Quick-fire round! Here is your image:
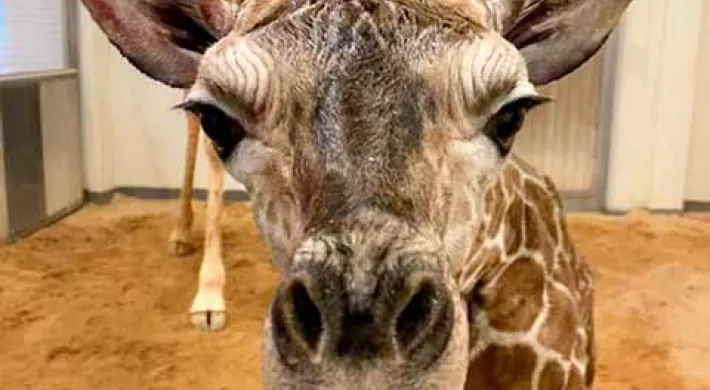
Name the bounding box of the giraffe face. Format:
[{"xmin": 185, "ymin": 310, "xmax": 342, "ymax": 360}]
[
  {"xmin": 181, "ymin": 2, "xmax": 541, "ymax": 388},
  {"xmin": 185, "ymin": 0, "xmax": 544, "ymax": 267},
  {"xmin": 79, "ymin": 0, "xmax": 633, "ymax": 387}
]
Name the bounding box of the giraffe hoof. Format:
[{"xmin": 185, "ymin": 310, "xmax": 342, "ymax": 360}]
[
  {"xmin": 190, "ymin": 290, "xmax": 226, "ymax": 331},
  {"xmin": 190, "ymin": 310, "xmax": 226, "ymax": 332},
  {"xmin": 169, "ymin": 240, "xmax": 196, "ymax": 256},
  {"xmin": 168, "ymin": 230, "xmax": 195, "ymax": 256}
]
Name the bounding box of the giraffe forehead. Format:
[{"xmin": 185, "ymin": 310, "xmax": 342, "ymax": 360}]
[{"xmin": 196, "ymin": 0, "xmax": 528, "ymax": 109}]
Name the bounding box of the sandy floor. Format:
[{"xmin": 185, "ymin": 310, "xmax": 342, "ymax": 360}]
[{"xmin": 1, "ymin": 196, "xmax": 709, "ymax": 390}]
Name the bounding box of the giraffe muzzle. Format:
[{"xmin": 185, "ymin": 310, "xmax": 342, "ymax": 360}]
[{"xmin": 268, "ymin": 260, "xmax": 455, "ymax": 370}]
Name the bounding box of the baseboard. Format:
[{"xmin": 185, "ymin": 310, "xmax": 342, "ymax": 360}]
[
  {"xmin": 684, "ymin": 201, "xmax": 710, "ymax": 212},
  {"xmin": 3, "ymin": 199, "xmax": 84, "ymax": 244},
  {"xmin": 600, "ymin": 205, "xmax": 710, "ymax": 216},
  {"xmin": 85, "ymin": 187, "xmax": 250, "ymax": 205},
  {"xmin": 83, "ymin": 188, "xmax": 710, "ymax": 216},
  {"xmin": 93, "ymin": 188, "xmax": 603, "ymax": 211},
  {"xmin": 561, "ymin": 196, "xmax": 601, "ymax": 212},
  {"xmin": 602, "ymin": 208, "xmax": 683, "ymax": 216}
]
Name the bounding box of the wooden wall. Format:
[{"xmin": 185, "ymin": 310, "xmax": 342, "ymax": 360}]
[{"xmin": 514, "ymin": 50, "xmax": 605, "ymax": 198}]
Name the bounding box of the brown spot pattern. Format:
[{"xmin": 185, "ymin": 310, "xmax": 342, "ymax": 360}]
[
  {"xmin": 524, "ymin": 179, "xmax": 558, "ymax": 244},
  {"xmin": 504, "ymin": 197, "xmax": 524, "ymax": 256},
  {"xmin": 539, "ymin": 361, "xmax": 566, "ymax": 390},
  {"xmin": 506, "ymin": 162, "xmax": 523, "ymax": 187},
  {"xmin": 538, "ymin": 227, "xmax": 556, "ymax": 269},
  {"xmin": 485, "ymin": 181, "xmax": 506, "ymax": 237},
  {"xmin": 468, "ymin": 227, "xmax": 487, "ymax": 257},
  {"xmin": 475, "ymin": 247, "xmax": 503, "ymax": 280},
  {"xmin": 466, "ymin": 345, "xmax": 537, "ymax": 390},
  {"xmin": 483, "ymin": 257, "xmax": 544, "ymax": 332},
  {"xmin": 558, "ymin": 215, "xmax": 576, "ymax": 256},
  {"xmin": 500, "ymin": 168, "xmax": 517, "ymax": 200},
  {"xmin": 467, "ymin": 159, "xmax": 595, "ymax": 390},
  {"xmin": 538, "ymin": 284, "xmax": 577, "ymax": 356},
  {"xmin": 567, "ymin": 368, "xmax": 584, "ymax": 389},
  {"xmin": 523, "ymin": 202, "xmax": 541, "ymax": 249},
  {"xmin": 553, "ymin": 254, "xmax": 576, "ymax": 290},
  {"xmin": 464, "ymin": 246, "xmax": 503, "ymax": 294},
  {"xmin": 484, "ymin": 184, "xmax": 495, "ymax": 216},
  {"xmin": 543, "ymin": 176, "xmax": 563, "ymax": 205},
  {"xmin": 573, "ymin": 332, "xmax": 587, "ymax": 361}
]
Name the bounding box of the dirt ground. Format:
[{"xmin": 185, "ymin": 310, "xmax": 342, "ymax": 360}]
[{"xmin": 1, "ymin": 196, "xmax": 709, "ymax": 390}]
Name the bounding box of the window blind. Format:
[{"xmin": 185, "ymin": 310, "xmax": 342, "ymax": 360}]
[{"xmin": 0, "ymin": 0, "xmax": 68, "ymax": 76}]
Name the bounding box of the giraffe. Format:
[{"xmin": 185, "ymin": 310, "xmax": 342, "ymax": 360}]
[
  {"xmin": 79, "ymin": 0, "xmax": 632, "ymax": 388},
  {"xmin": 167, "ymin": 90, "xmax": 228, "ymax": 331},
  {"xmin": 167, "ymin": 99, "xmax": 203, "ymax": 258},
  {"xmin": 459, "ymin": 156, "xmax": 595, "ymax": 389},
  {"xmin": 164, "ymin": 0, "xmax": 251, "ymax": 333},
  {"xmin": 168, "ymin": 106, "xmax": 597, "ymax": 386}
]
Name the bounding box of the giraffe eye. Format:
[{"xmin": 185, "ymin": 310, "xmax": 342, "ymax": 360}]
[
  {"xmin": 494, "ymin": 104, "xmax": 527, "ymax": 143},
  {"xmin": 484, "ymin": 96, "xmax": 549, "ymax": 156},
  {"xmin": 181, "ymin": 102, "xmax": 246, "ymax": 161}
]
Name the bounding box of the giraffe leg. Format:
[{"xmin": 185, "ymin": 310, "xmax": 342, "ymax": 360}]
[
  {"xmin": 168, "ymin": 92, "xmax": 200, "ymax": 256},
  {"xmin": 189, "ymin": 139, "xmax": 227, "ymax": 331}
]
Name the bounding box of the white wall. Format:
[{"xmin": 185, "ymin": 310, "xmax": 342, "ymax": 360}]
[
  {"xmin": 605, "ymin": 0, "xmax": 706, "ymax": 211},
  {"xmin": 78, "ymin": 6, "xmax": 243, "ymax": 193},
  {"xmin": 684, "ymin": 2, "xmax": 710, "ymax": 203}
]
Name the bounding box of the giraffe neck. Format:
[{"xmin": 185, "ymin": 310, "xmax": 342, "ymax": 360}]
[
  {"xmin": 457, "ymin": 156, "xmax": 596, "ymax": 389},
  {"xmin": 459, "ymin": 156, "xmax": 570, "ymax": 290}
]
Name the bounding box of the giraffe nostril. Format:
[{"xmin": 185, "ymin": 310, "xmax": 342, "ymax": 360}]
[
  {"xmin": 289, "ymin": 280, "xmax": 324, "ymax": 351},
  {"xmin": 394, "ymin": 279, "xmax": 454, "ymax": 365},
  {"xmin": 395, "ymin": 280, "xmax": 437, "ymax": 351},
  {"xmin": 271, "ymin": 278, "xmax": 325, "ymax": 365}
]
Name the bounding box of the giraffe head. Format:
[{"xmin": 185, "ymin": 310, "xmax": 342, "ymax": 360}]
[{"xmin": 81, "ymin": 0, "xmax": 632, "ymax": 388}]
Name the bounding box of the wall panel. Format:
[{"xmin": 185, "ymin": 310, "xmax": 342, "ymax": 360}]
[
  {"xmin": 40, "ymin": 76, "xmax": 83, "ymax": 216},
  {"xmin": 606, "ymin": 0, "xmax": 705, "ymax": 211},
  {"xmin": 685, "ymin": 1, "xmax": 710, "ymax": 203},
  {"xmin": 0, "ymin": 81, "xmax": 46, "ymax": 234},
  {"xmin": 0, "ymin": 114, "xmax": 7, "ymax": 239},
  {"xmin": 514, "ymin": 50, "xmax": 604, "ymax": 195},
  {"xmin": 0, "ymin": 74, "xmax": 83, "ymax": 242}
]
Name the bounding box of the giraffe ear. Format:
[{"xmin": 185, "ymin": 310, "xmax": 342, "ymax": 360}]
[
  {"xmin": 79, "ymin": 0, "xmax": 239, "ymax": 88},
  {"xmin": 484, "ymin": 0, "xmax": 634, "ymax": 85}
]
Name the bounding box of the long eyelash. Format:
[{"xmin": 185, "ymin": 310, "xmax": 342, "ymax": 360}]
[
  {"xmin": 508, "ymin": 95, "xmax": 553, "ymax": 112},
  {"xmin": 172, "ymin": 100, "xmax": 202, "ymax": 114}
]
